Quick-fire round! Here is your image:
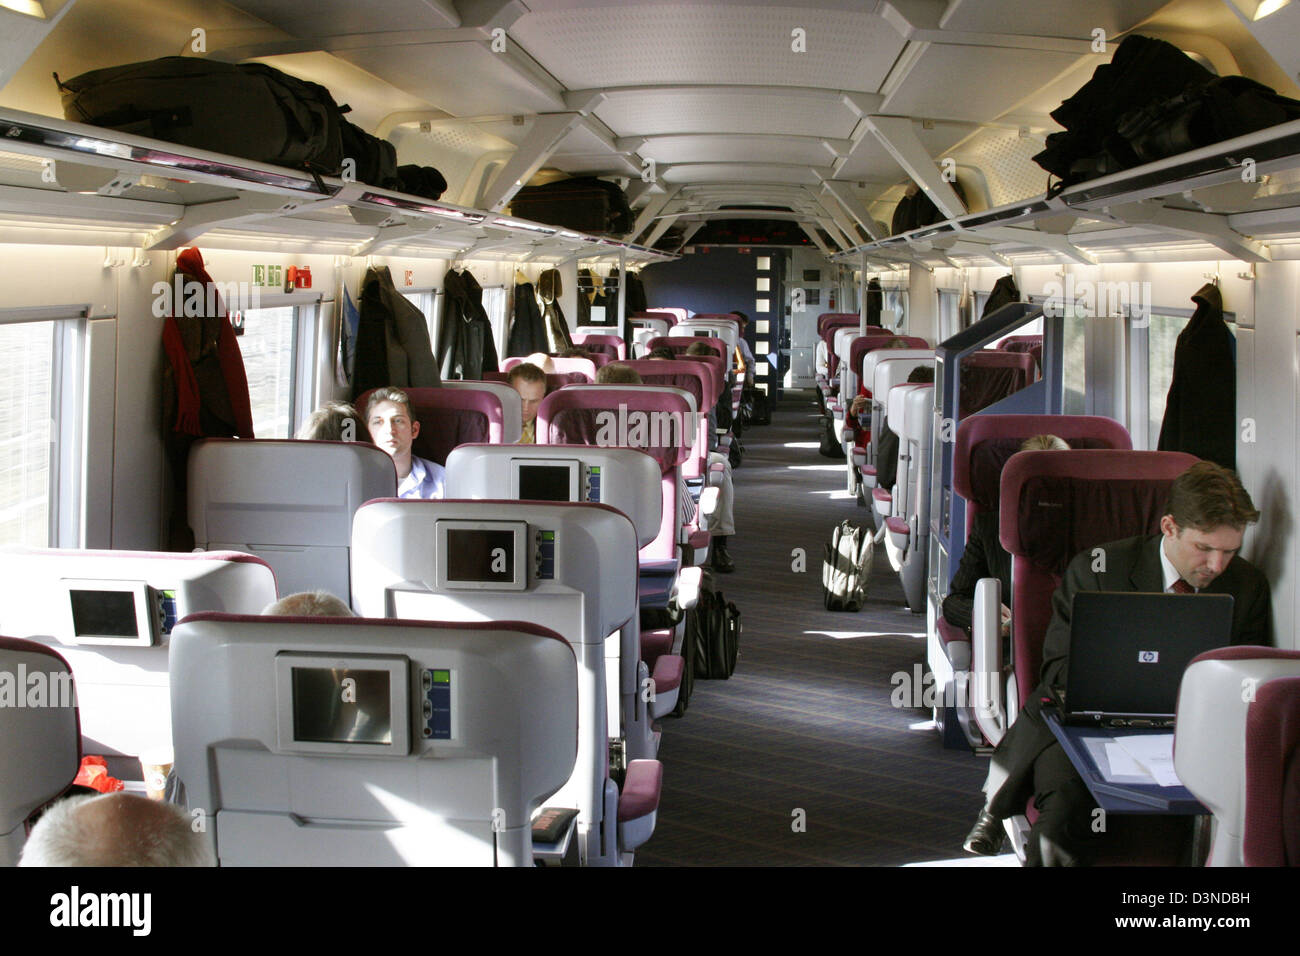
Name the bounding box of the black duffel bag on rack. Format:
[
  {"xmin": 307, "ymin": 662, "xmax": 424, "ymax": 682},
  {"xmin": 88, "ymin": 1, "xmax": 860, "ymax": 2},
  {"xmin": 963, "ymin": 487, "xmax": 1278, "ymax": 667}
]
[
  {"xmin": 56, "ymin": 56, "xmax": 345, "ymax": 178},
  {"xmin": 510, "ymin": 176, "xmax": 634, "ymax": 235}
]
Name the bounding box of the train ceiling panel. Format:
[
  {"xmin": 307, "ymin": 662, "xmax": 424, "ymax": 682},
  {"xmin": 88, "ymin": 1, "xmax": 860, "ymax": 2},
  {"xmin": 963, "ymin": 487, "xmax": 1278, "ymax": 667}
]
[
  {"xmin": 880, "ymin": 45, "xmax": 1085, "ymax": 123},
  {"xmin": 937, "ymin": 0, "xmax": 1170, "ymax": 37},
  {"xmin": 507, "ymin": 3, "xmax": 903, "ymax": 91},
  {"xmin": 642, "ymin": 134, "xmax": 844, "ymax": 168},
  {"xmin": 593, "ymin": 89, "xmax": 859, "ymax": 139},
  {"xmin": 226, "ymin": 0, "xmax": 461, "ymax": 34},
  {"xmin": 336, "ymin": 44, "xmax": 563, "ymax": 117},
  {"xmin": 835, "ymin": 123, "xmax": 966, "ymax": 184}
]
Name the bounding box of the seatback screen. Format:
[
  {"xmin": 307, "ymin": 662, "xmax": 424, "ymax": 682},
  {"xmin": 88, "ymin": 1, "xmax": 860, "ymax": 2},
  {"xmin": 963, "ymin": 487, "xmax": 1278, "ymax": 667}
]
[
  {"xmin": 518, "ymin": 464, "xmax": 576, "ymax": 502},
  {"xmin": 291, "ymin": 667, "xmax": 393, "ymax": 745},
  {"xmin": 70, "ymin": 589, "xmax": 138, "ymax": 638},
  {"xmin": 446, "ymin": 529, "xmax": 518, "ymax": 584}
]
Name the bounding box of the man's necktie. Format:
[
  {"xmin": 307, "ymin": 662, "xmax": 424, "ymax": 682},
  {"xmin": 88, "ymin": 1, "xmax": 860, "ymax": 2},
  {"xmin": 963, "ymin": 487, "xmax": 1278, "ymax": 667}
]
[{"xmin": 1171, "ymin": 579, "xmax": 1194, "ymax": 594}]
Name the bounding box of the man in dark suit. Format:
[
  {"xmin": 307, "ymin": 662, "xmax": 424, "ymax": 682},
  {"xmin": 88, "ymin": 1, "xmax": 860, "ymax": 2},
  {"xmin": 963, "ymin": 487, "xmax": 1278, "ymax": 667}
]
[{"xmin": 963, "ymin": 461, "xmax": 1271, "ymax": 865}]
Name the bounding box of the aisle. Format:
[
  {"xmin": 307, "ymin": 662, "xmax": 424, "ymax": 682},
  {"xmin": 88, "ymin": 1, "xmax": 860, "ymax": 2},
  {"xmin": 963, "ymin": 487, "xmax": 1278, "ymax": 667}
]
[{"xmin": 639, "ymin": 389, "xmax": 989, "ymax": 866}]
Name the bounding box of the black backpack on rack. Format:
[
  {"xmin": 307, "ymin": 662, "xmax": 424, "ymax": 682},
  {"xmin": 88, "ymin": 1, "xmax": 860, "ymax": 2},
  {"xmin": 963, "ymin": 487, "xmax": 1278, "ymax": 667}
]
[
  {"xmin": 1031, "ymin": 35, "xmax": 1214, "ymax": 194},
  {"xmin": 56, "ymin": 57, "xmax": 346, "ymax": 179}
]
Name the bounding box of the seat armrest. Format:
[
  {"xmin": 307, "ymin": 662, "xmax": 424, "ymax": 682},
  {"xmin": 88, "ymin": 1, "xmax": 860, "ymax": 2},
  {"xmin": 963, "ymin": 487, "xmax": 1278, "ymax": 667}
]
[
  {"xmin": 971, "ymin": 577, "xmax": 1006, "ymax": 746},
  {"xmin": 698, "ymin": 485, "xmax": 720, "ymax": 519},
  {"xmin": 672, "ymin": 566, "xmax": 703, "ymax": 611},
  {"xmin": 617, "ymin": 759, "xmax": 663, "ymax": 852}
]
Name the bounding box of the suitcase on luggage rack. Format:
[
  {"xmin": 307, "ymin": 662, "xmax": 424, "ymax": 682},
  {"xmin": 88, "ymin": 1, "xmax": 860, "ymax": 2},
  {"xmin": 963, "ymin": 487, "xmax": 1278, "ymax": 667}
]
[{"xmin": 510, "ymin": 177, "xmax": 634, "ymax": 235}]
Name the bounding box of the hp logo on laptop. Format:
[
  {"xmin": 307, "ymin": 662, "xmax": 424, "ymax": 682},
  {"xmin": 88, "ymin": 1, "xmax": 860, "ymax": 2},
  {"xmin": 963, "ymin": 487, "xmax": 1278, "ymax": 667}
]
[{"xmin": 1139, "ymin": 650, "xmax": 1159, "ymax": 663}]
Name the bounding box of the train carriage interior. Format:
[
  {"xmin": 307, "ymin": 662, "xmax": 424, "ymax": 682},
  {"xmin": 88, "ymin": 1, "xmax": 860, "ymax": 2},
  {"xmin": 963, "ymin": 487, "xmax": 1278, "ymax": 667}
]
[{"xmin": 2, "ymin": 0, "xmax": 1300, "ymax": 891}]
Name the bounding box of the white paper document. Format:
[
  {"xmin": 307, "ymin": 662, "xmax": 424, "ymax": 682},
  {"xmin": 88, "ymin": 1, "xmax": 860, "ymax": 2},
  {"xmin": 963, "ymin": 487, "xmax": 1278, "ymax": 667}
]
[{"xmin": 1114, "ymin": 734, "xmax": 1183, "ymax": 787}]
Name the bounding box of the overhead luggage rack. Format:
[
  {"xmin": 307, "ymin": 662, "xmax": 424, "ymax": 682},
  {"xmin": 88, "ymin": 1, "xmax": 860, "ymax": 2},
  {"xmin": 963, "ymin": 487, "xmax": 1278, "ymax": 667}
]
[
  {"xmin": 834, "ymin": 117, "xmax": 1300, "ymax": 267},
  {"xmin": 0, "ymin": 107, "xmax": 676, "ymax": 263}
]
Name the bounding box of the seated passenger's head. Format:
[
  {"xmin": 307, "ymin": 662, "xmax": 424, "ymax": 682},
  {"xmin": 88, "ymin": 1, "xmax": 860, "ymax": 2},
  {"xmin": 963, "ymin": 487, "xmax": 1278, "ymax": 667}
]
[
  {"xmin": 525, "ymin": 352, "xmax": 556, "ymax": 373},
  {"xmin": 507, "ymin": 362, "xmax": 547, "ymax": 426},
  {"xmin": 1020, "ymin": 434, "xmax": 1069, "ymax": 452},
  {"xmin": 648, "ymin": 346, "xmax": 676, "ymax": 360},
  {"xmin": 297, "ymin": 400, "xmax": 360, "ymax": 442},
  {"xmin": 886, "ymin": 337, "xmax": 912, "ymax": 349},
  {"xmin": 559, "ymin": 347, "xmax": 592, "ymax": 360},
  {"xmin": 730, "ymin": 310, "xmax": 748, "ymax": 328},
  {"xmin": 263, "ymin": 591, "xmax": 354, "ymax": 617},
  {"xmin": 1160, "ymin": 462, "xmax": 1260, "ymax": 589},
  {"xmin": 20, "ymin": 793, "xmax": 214, "ymax": 867},
  {"xmin": 365, "ymin": 387, "xmax": 419, "ymax": 466},
  {"xmin": 906, "ymin": 365, "xmax": 934, "ymax": 384},
  {"xmin": 596, "ymin": 363, "xmax": 642, "ymax": 385},
  {"xmin": 685, "ymin": 342, "xmax": 714, "ymax": 357}
]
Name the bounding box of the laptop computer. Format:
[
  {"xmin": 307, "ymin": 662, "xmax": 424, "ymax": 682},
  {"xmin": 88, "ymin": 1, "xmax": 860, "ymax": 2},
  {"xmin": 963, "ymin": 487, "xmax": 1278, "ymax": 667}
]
[{"xmin": 1063, "ymin": 591, "xmax": 1234, "ymax": 728}]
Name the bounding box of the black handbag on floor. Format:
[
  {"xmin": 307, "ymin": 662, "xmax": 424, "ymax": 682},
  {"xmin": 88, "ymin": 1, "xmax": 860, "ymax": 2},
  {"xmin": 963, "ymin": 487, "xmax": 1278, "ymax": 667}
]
[
  {"xmin": 686, "ymin": 580, "xmax": 740, "ymax": 680},
  {"xmin": 819, "ymin": 415, "xmax": 845, "ymax": 459}
]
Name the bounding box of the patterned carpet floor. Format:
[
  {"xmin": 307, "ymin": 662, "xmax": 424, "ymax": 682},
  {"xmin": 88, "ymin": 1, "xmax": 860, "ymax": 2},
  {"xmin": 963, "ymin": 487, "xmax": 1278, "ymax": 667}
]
[{"xmin": 638, "ymin": 389, "xmax": 991, "ymax": 866}]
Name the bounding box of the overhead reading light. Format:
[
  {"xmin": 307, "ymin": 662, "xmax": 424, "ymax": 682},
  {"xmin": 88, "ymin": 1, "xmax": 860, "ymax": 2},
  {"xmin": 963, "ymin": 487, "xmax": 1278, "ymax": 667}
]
[
  {"xmin": 1230, "ymin": 0, "xmax": 1292, "ymax": 18},
  {"xmin": 0, "ymin": 0, "xmax": 46, "ymax": 18}
]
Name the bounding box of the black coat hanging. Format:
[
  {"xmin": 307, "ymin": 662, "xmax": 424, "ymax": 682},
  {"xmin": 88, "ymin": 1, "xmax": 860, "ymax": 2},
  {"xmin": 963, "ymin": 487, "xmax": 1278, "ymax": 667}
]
[
  {"xmin": 437, "ymin": 267, "xmax": 498, "ymax": 380},
  {"xmin": 507, "ymin": 281, "xmax": 547, "ymax": 357},
  {"xmin": 352, "ymin": 264, "xmax": 440, "ymax": 400},
  {"xmin": 1158, "ymin": 282, "xmax": 1235, "ymax": 470}
]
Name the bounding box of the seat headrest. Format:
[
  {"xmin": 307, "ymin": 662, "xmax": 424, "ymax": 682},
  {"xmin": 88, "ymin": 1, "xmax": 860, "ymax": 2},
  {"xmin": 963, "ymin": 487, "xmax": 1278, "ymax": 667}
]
[
  {"xmin": 959, "ymin": 351, "xmax": 1036, "ymax": 417},
  {"xmin": 356, "ymin": 386, "xmax": 501, "ymax": 467},
  {"xmin": 954, "ymin": 415, "xmax": 1132, "ymax": 509},
  {"xmin": 538, "ymin": 386, "xmax": 693, "ymax": 471},
  {"xmin": 999, "ymin": 450, "xmax": 1198, "ymax": 573}
]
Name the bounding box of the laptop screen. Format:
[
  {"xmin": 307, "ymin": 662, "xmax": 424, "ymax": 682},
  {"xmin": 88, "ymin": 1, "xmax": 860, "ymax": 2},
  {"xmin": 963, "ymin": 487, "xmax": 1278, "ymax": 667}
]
[{"xmin": 1065, "ymin": 591, "xmax": 1234, "ymax": 724}]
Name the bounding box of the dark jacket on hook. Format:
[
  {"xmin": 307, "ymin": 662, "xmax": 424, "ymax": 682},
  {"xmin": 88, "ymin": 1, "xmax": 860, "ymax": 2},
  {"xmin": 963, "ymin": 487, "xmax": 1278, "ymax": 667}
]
[
  {"xmin": 350, "ymin": 265, "xmax": 440, "ymax": 401},
  {"xmin": 982, "ymin": 274, "xmax": 1021, "ymax": 318},
  {"xmin": 507, "ymin": 282, "xmax": 547, "ymax": 357},
  {"xmin": 437, "ymin": 268, "xmax": 499, "ymax": 381},
  {"xmin": 1157, "ymin": 282, "xmax": 1236, "ymax": 470}
]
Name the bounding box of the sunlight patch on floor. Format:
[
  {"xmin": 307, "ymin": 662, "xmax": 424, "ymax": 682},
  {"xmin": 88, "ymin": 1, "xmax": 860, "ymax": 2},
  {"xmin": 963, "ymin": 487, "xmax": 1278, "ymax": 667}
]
[
  {"xmin": 804, "ymin": 630, "xmax": 926, "ymax": 640},
  {"xmin": 783, "ymin": 441, "xmax": 821, "ymax": 449}
]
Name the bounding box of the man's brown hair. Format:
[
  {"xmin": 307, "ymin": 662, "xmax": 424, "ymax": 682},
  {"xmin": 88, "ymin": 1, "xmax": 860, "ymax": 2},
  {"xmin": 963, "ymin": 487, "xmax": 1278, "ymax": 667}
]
[
  {"xmin": 596, "ymin": 363, "xmax": 643, "ymax": 385},
  {"xmin": 1166, "ymin": 461, "xmax": 1260, "ymax": 531},
  {"xmin": 507, "ymin": 362, "xmax": 546, "ymax": 386}
]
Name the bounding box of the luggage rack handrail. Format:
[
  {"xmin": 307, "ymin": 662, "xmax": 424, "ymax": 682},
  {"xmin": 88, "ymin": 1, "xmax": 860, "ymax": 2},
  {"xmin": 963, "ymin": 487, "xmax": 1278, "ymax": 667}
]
[
  {"xmin": 0, "ymin": 106, "xmax": 677, "ymax": 263},
  {"xmin": 831, "ymin": 116, "xmax": 1300, "ymax": 267}
]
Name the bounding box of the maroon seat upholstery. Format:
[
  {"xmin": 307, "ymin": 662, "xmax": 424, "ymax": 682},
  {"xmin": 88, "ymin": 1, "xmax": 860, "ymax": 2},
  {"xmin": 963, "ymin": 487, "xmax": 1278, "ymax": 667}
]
[
  {"xmin": 816, "ymin": 312, "xmax": 862, "ymax": 338},
  {"xmin": 538, "ymin": 385, "xmax": 695, "ymax": 567},
  {"xmin": 1245, "ymin": 674, "xmax": 1300, "ymax": 866},
  {"xmin": 645, "ymin": 335, "xmax": 727, "ymax": 361},
  {"xmin": 999, "ymin": 449, "xmax": 1198, "ymax": 707},
  {"xmin": 997, "ymin": 334, "xmax": 1043, "ymax": 376},
  {"xmin": 959, "ymin": 351, "xmax": 1036, "ymax": 417},
  {"xmin": 572, "ymin": 333, "xmax": 625, "ymax": 361}
]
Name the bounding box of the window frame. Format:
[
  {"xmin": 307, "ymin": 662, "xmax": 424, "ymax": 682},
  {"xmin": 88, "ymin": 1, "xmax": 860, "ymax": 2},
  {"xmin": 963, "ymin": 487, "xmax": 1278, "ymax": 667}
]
[{"xmin": 0, "ymin": 304, "xmax": 89, "ymax": 549}]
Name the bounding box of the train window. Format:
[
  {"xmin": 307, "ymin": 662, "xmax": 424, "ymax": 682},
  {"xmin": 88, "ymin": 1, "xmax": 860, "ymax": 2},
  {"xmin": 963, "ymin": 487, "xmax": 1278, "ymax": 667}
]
[
  {"xmin": 482, "ymin": 286, "xmax": 507, "ymax": 358},
  {"xmin": 0, "ymin": 313, "xmax": 82, "ymax": 549},
  {"xmin": 937, "ymin": 290, "xmax": 959, "ymax": 340},
  {"xmin": 402, "ymin": 290, "xmax": 437, "ymax": 344},
  {"xmin": 1140, "ymin": 310, "xmax": 1232, "ymax": 450},
  {"xmin": 1063, "ymin": 307, "xmax": 1087, "ymax": 415},
  {"xmin": 239, "ymin": 305, "xmax": 312, "ymax": 439}
]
